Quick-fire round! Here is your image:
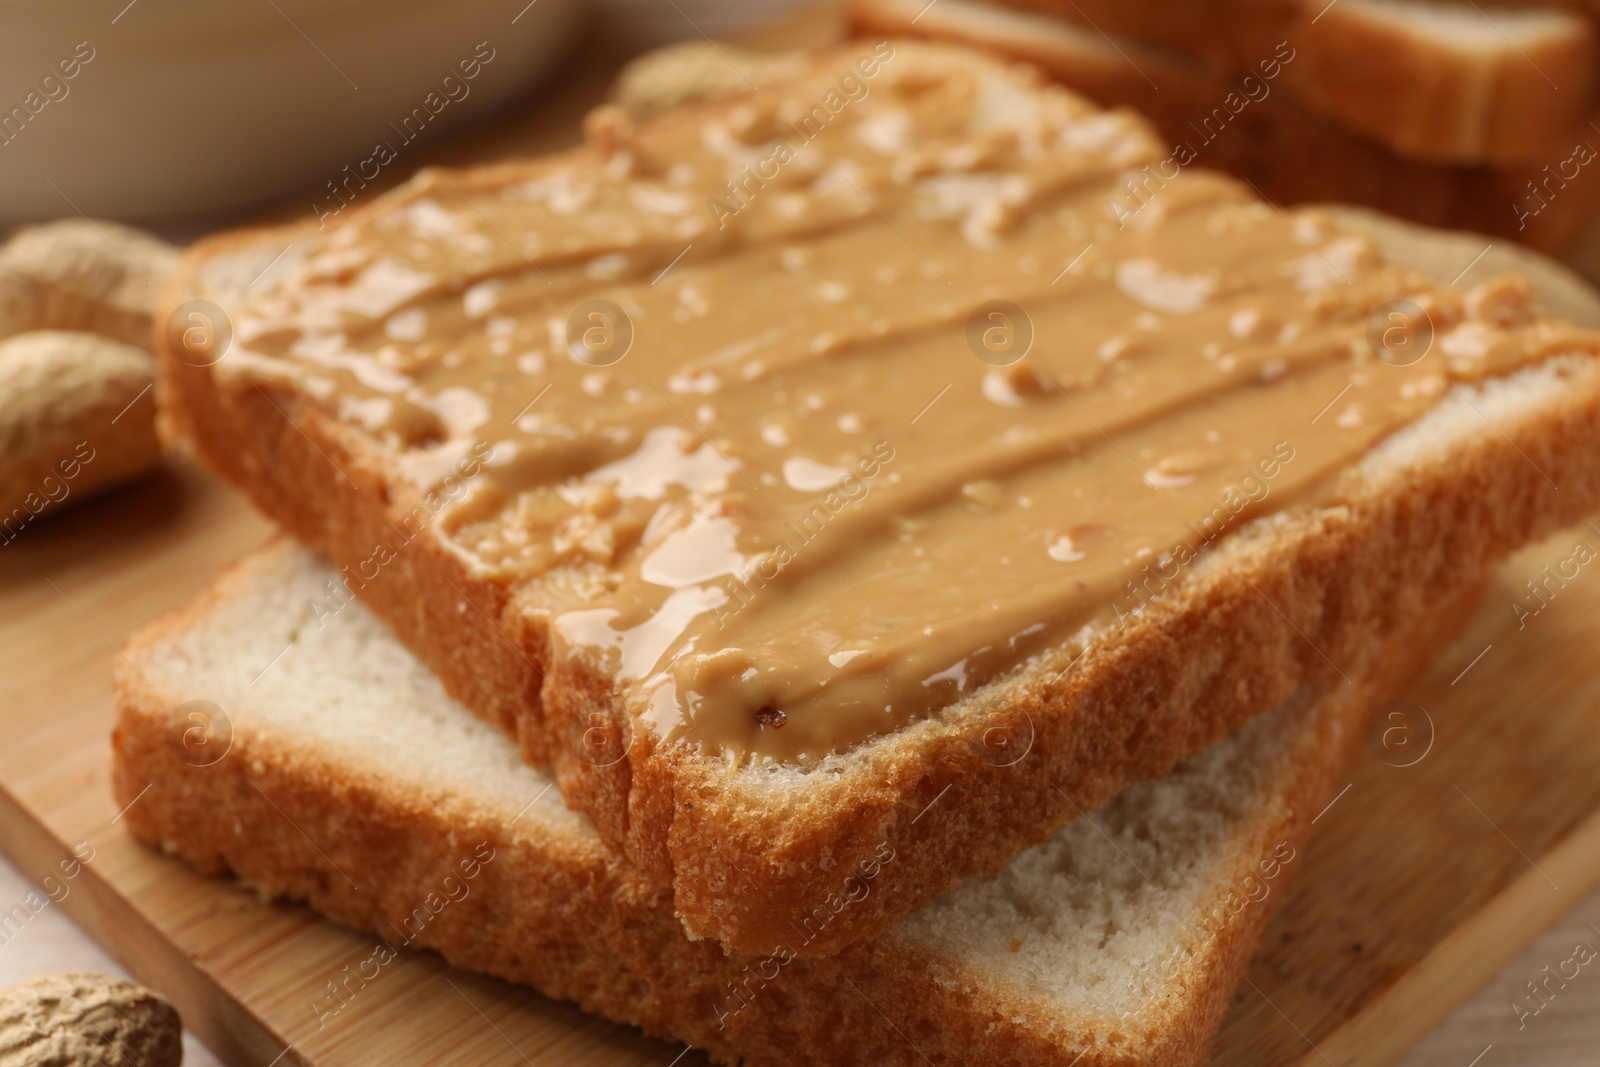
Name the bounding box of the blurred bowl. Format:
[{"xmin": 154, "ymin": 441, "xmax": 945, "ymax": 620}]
[
  {"xmin": 0, "ymin": 0, "xmax": 581, "ymax": 226},
  {"xmin": 594, "ymin": 0, "xmax": 814, "ymax": 48}
]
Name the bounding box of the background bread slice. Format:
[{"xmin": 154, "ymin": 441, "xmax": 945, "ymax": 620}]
[
  {"xmin": 156, "ymin": 42, "xmax": 1600, "ymax": 960},
  {"xmin": 1305, "ymin": 0, "xmax": 1594, "ymax": 164},
  {"xmin": 111, "ymin": 543, "xmax": 1478, "ymax": 1067},
  {"xmin": 851, "ymin": 0, "xmax": 1600, "ymax": 253},
  {"xmin": 986, "ymin": 0, "xmax": 1596, "ymax": 165}
]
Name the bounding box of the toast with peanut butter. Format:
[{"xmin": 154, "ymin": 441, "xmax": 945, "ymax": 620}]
[
  {"xmin": 112, "ymin": 542, "xmax": 1479, "ymax": 1067},
  {"xmin": 156, "ymin": 40, "xmax": 1600, "ymax": 959}
]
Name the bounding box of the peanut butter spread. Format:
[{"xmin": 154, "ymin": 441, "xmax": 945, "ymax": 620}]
[{"xmin": 217, "ymin": 43, "xmax": 1597, "ymax": 762}]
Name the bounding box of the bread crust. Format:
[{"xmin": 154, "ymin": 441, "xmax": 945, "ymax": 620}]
[
  {"xmin": 154, "ymin": 43, "xmax": 1600, "ymax": 959},
  {"xmin": 109, "ymin": 547, "xmax": 1477, "ymax": 1066}
]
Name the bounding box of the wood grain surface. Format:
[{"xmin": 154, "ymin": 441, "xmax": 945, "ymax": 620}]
[{"xmin": 3, "ymin": 6, "xmax": 1600, "ymax": 1066}]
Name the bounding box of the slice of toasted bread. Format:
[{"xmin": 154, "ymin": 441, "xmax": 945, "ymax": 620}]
[
  {"xmin": 156, "ymin": 40, "xmax": 1600, "ymax": 960},
  {"xmin": 980, "ymin": 0, "xmax": 1597, "ymax": 165},
  {"xmin": 850, "ymin": 0, "xmax": 1600, "ymax": 253},
  {"xmin": 1306, "ymin": 0, "xmax": 1595, "ymax": 163},
  {"xmin": 111, "ymin": 542, "xmax": 1478, "ymax": 1067}
]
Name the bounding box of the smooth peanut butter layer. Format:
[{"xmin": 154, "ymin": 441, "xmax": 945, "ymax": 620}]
[{"xmin": 213, "ymin": 42, "xmax": 1599, "ymax": 762}]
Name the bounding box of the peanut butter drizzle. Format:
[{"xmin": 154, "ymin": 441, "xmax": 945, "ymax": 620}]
[{"xmin": 221, "ymin": 43, "xmax": 1600, "ymax": 762}]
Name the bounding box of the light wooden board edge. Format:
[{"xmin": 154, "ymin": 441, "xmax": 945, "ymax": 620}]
[{"xmin": 1305, "ymin": 804, "xmax": 1600, "ymax": 1067}]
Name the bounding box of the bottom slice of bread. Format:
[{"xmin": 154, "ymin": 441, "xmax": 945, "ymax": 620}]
[{"xmin": 111, "ymin": 543, "xmax": 1476, "ymax": 1067}]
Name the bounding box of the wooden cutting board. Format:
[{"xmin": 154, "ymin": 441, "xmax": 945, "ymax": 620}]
[
  {"xmin": 4, "ymin": 8, "xmax": 1600, "ymax": 1067},
  {"xmin": 4, "ymin": 463, "xmax": 1600, "ymax": 1067}
]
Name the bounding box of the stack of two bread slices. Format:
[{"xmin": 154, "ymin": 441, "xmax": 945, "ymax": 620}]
[{"xmin": 120, "ymin": 41, "xmax": 1600, "ymax": 1065}]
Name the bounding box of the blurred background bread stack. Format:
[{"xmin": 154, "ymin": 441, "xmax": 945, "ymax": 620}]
[{"xmin": 852, "ymin": 0, "xmax": 1600, "ymax": 252}]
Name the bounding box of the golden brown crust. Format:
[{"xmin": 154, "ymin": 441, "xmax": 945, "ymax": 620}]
[
  {"xmin": 109, "ymin": 556, "xmax": 1476, "ymax": 1066},
  {"xmin": 159, "ymin": 327, "xmax": 552, "ymax": 760},
  {"xmin": 154, "ymin": 43, "xmax": 1600, "ymax": 960},
  {"xmin": 850, "ymin": 0, "xmax": 1600, "ymax": 253}
]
